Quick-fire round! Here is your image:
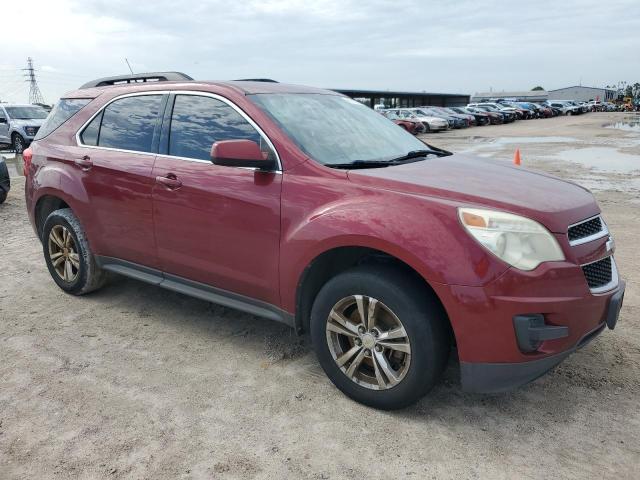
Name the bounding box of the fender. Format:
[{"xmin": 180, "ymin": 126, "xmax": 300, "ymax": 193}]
[{"xmin": 279, "ymin": 177, "xmax": 509, "ymax": 313}]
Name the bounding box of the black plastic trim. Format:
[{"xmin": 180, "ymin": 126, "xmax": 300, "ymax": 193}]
[
  {"xmin": 95, "ymin": 256, "xmax": 294, "ymax": 327},
  {"xmin": 513, "ymin": 314, "xmax": 569, "ymax": 353},
  {"xmin": 461, "ymin": 321, "xmax": 608, "ymax": 393},
  {"xmin": 80, "ymin": 72, "xmax": 193, "ymax": 89}
]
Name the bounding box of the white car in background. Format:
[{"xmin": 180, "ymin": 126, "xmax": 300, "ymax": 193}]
[{"xmin": 387, "ymin": 108, "xmax": 449, "ymax": 132}]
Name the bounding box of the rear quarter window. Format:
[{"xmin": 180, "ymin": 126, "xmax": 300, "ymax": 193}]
[{"xmin": 34, "ymin": 98, "xmax": 92, "ymax": 140}]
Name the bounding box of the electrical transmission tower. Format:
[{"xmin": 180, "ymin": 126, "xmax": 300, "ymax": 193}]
[{"xmin": 23, "ymin": 57, "xmax": 45, "ymax": 105}]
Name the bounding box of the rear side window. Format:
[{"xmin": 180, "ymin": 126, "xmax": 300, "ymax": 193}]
[
  {"xmin": 168, "ymin": 95, "xmax": 262, "ymax": 161},
  {"xmin": 82, "ymin": 95, "xmax": 163, "ymax": 153},
  {"xmin": 34, "ymin": 99, "xmax": 91, "ymax": 140}
]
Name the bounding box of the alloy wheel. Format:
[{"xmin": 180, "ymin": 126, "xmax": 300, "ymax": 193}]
[
  {"xmin": 326, "ymin": 295, "xmax": 411, "ymax": 390},
  {"xmin": 13, "ymin": 135, "xmax": 24, "ymax": 154},
  {"xmin": 48, "ymin": 225, "xmax": 80, "ymax": 282}
]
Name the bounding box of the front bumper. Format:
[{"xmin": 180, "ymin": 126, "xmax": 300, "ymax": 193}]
[
  {"xmin": 461, "ymin": 280, "xmax": 624, "ymax": 393},
  {"xmin": 431, "ymin": 249, "xmax": 625, "ymax": 393}
]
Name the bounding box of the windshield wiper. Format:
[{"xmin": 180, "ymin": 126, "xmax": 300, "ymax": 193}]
[
  {"xmin": 328, "ymin": 148, "xmax": 452, "ymax": 170},
  {"xmin": 328, "ymin": 160, "xmax": 401, "ymax": 169},
  {"xmin": 387, "ymin": 149, "xmax": 448, "ymax": 163}
]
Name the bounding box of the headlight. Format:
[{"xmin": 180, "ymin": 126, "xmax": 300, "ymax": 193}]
[
  {"xmin": 458, "ymin": 208, "xmax": 565, "ymax": 271},
  {"xmin": 24, "ymin": 126, "xmax": 38, "ymax": 136}
]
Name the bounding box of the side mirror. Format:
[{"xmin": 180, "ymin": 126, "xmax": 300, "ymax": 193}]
[
  {"xmin": 0, "ymin": 118, "xmax": 7, "ymax": 124},
  {"xmin": 211, "ymin": 139, "xmax": 276, "ymax": 170}
]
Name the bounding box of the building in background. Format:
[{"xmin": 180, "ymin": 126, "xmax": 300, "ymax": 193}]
[
  {"xmin": 333, "ymin": 88, "xmax": 470, "ymax": 109},
  {"xmin": 471, "ymin": 90, "xmax": 549, "ymax": 102},
  {"xmin": 548, "ymin": 86, "xmax": 617, "ymax": 102}
]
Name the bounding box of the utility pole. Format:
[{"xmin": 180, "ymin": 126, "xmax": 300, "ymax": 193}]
[{"xmin": 23, "ymin": 57, "xmax": 45, "ymax": 105}]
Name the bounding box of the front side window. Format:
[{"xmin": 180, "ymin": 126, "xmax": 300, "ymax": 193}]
[
  {"xmin": 251, "ymin": 93, "xmax": 428, "ymax": 166},
  {"xmin": 90, "ymin": 95, "xmax": 163, "ymax": 152},
  {"xmin": 168, "ymin": 95, "xmax": 264, "ymax": 161},
  {"xmin": 35, "ymin": 98, "xmax": 91, "ymax": 140}
]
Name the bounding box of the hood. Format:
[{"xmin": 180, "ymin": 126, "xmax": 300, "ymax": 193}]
[
  {"xmin": 347, "ymin": 153, "xmax": 598, "ymax": 233},
  {"xmin": 10, "ymin": 118, "xmax": 46, "ymax": 127}
]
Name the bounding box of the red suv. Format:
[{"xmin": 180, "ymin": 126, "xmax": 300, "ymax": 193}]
[{"xmin": 25, "ymin": 73, "xmax": 625, "ymax": 409}]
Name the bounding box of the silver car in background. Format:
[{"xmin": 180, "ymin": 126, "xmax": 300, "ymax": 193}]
[{"xmin": 0, "ymin": 104, "xmax": 49, "ymax": 153}]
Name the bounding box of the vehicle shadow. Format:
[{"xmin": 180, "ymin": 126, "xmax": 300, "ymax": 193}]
[{"xmin": 88, "ymin": 274, "xmax": 628, "ymax": 434}]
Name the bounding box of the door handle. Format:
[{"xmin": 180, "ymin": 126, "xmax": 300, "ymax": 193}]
[
  {"xmin": 155, "ymin": 174, "xmax": 182, "ymax": 190},
  {"xmin": 74, "ymin": 155, "xmax": 92, "ymax": 170}
]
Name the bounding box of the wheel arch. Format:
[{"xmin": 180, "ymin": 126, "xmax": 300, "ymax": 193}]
[
  {"xmin": 294, "ymin": 245, "xmax": 455, "ymax": 345},
  {"xmin": 34, "ymin": 194, "xmax": 71, "ymax": 240}
]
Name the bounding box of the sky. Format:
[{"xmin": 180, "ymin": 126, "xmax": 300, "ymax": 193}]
[{"xmin": 1, "ymin": 0, "xmax": 639, "ymax": 104}]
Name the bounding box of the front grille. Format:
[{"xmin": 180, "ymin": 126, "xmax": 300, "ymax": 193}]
[
  {"xmin": 568, "ymin": 216, "xmax": 604, "ymax": 243},
  {"xmin": 582, "ymin": 256, "xmax": 612, "ymax": 289}
]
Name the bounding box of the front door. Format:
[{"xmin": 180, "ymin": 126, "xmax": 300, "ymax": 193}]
[{"xmin": 152, "ymin": 93, "xmax": 282, "ymax": 306}]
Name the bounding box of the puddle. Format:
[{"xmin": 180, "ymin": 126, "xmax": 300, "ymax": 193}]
[
  {"xmin": 468, "ymin": 136, "xmax": 578, "ymax": 146},
  {"xmin": 1, "ymin": 153, "xmax": 23, "ymax": 178},
  {"xmin": 491, "ymin": 136, "xmax": 578, "ymax": 145},
  {"xmin": 605, "ymin": 118, "xmax": 640, "ymax": 133},
  {"xmin": 573, "ymin": 175, "xmax": 640, "ymax": 193},
  {"xmin": 554, "ymin": 147, "xmax": 640, "ymax": 174}
]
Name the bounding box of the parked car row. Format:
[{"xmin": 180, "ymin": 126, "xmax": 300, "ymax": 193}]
[{"xmin": 379, "ymin": 97, "xmax": 605, "ymax": 134}]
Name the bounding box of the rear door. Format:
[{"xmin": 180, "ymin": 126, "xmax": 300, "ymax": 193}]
[
  {"xmin": 151, "ymin": 93, "xmax": 282, "ymax": 306},
  {"xmin": 76, "ymin": 93, "xmax": 166, "ymax": 268}
]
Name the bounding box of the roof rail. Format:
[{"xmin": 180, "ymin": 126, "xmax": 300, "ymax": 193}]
[
  {"xmin": 80, "ymin": 71, "xmax": 193, "ymax": 89},
  {"xmin": 233, "ymin": 78, "xmax": 279, "ymax": 83}
]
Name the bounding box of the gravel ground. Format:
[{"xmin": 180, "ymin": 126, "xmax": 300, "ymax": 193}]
[{"xmin": 1, "ymin": 113, "xmax": 639, "ymax": 479}]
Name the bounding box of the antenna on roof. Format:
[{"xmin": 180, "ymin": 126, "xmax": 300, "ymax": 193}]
[{"xmin": 125, "ymin": 58, "xmax": 134, "ymax": 74}]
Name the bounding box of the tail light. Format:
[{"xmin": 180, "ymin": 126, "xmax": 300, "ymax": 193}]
[{"xmin": 23, "ymin": 147, "xmax": 33, "ymax": 177}]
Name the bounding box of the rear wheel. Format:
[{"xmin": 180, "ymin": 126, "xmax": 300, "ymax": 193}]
[
  {"xmin": 42, "ymin": 208, "xmax": 105, "ymax": 295},
  {"xmin": 310, "ymin": 265, "xmax": 449, "ymax": 410}
]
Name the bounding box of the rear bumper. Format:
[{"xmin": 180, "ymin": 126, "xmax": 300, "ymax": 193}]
[{"xmin": 458, "ymin": 280, "xmax": 625, "ymax": 393}]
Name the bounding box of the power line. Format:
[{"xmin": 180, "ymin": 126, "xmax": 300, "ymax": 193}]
[{"xmin": 22, "ymin": 57, "xmax": 46, "ymax": 105}]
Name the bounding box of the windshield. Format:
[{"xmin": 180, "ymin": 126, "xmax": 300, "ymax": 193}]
[
  {"xmin": 251, "ymin": 94, "xmax": 429, "ymax": 166},
  {"xmin": 4, "ymin": 106, "xmax": 48, "ymax": 120}
]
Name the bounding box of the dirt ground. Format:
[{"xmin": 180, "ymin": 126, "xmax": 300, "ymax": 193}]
[{"xmin": 1, "ymin": 113, "xmax": 639, "ymax": 479}]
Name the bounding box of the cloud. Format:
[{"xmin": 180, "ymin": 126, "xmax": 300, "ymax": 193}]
[{"xmin": 0, "ymin": 0, "xmax": 638, "ymax": 103}]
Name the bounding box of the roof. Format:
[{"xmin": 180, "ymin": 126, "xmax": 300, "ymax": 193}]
[
  {"xmin": 549, "ymin": 85, "xmax": 616, "ymax": 92},
  {"xmin": 63, "ymin": 80, "xmax": 337, "ymax": 99}
]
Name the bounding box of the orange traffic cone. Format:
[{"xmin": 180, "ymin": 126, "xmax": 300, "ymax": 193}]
[{"xmin": 514, "ymin": 148, "xmax": 521, "ymax": 166}]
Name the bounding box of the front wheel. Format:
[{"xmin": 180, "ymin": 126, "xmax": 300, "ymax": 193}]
[
  {"xmin": 310, "ymin": 265, "xmax": 450, "ymax": 410},
  {"xmin": 12, "ymin": 133, "xmax": 26, "ymax": 154}
]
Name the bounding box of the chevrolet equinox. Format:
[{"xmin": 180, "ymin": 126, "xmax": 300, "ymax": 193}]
[{"xmin": 24, "ymin": 72, "xmax": 625, "ymax": 409}]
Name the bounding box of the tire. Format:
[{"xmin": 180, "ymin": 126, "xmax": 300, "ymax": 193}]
[
  {"xmin": 310, "ymin": 265, "xmax": 450, "ymax": 410},
  {"xmin": 42, "ymin": 208, "xmax": 105, "ymax": 295},
  {"xmin": 12, "ymin": 133, "xmax": 26, "ymax": 154},
  {"xmin": 0, "ymin": 190, "xmax": 6, "ymax": 204},
  {"xmin": 422, "ymin": 123, "xmax": 430, "ymax": 133},
  {"xmin": 566, "ymin": 111, "xmax": 572, "ymax": 116}
]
